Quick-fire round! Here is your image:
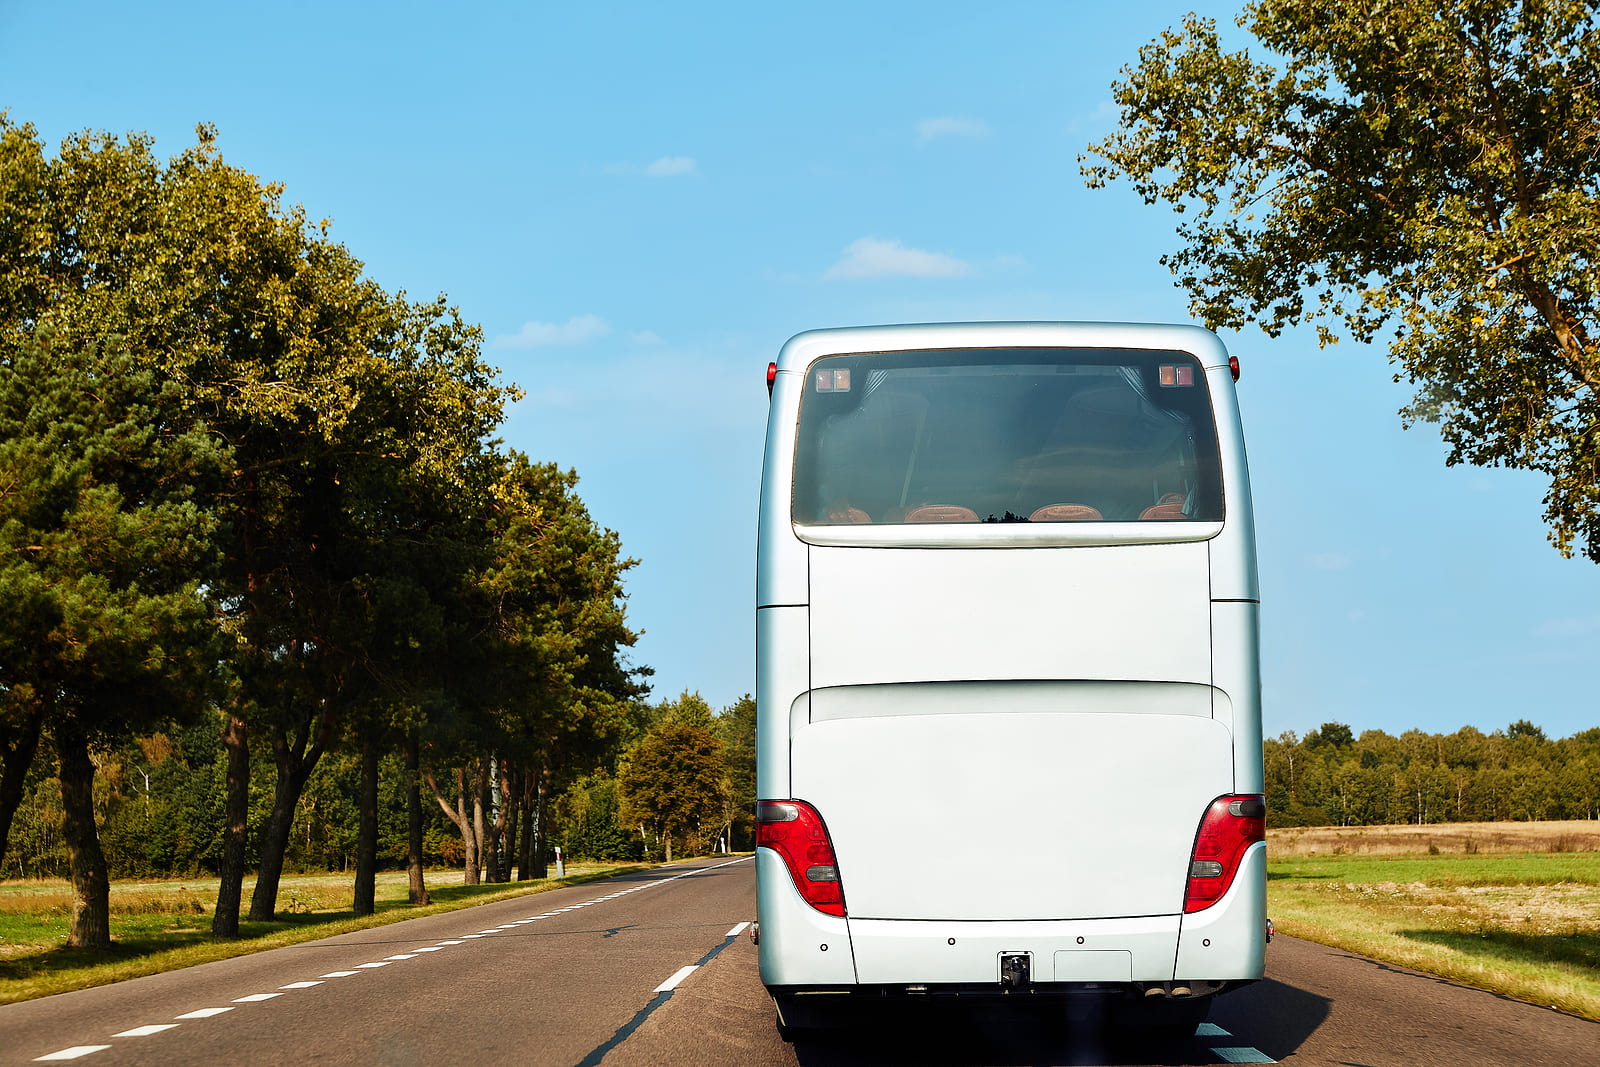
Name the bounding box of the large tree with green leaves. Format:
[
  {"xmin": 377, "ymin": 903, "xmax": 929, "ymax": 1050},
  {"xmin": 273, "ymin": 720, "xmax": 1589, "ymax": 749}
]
[
  {"xmin": 0, "ymin": 335, "xmax": 224, "ymax": 947},
  {"xmin": 618, "ymin": 693, "xmax": 727, "ymax": 862},
  {"xmin": 1083, "ymin": 0, "xmax": 1600, "ymax": 559}
]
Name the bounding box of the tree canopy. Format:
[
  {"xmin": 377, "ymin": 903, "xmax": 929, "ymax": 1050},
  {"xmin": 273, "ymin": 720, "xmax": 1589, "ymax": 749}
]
[{"xmin": 1083, "ymin": 0, "xmax": 1600, "ymax": 559}]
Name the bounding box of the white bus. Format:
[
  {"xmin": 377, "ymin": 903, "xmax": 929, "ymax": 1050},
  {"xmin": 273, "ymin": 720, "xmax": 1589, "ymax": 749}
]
[{"xmin": 753, "ymin": 322, "xmax": 1266, "ymax": 1038}]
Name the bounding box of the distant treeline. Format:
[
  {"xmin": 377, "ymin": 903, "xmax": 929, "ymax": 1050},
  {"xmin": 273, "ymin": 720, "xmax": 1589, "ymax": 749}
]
[{"xmin": 1266, "ymin": 720, "xmax": 1600, "ymax": 828}]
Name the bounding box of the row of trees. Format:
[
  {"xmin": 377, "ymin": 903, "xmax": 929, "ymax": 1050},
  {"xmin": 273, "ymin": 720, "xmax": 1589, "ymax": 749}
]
[
  {"xmin": 1265, "ymin": 720, "xmax": 1600, "ymax": 827},
  {"xmin": 0, "ymin": 691, "xmax": 756, "ymax": 882},
  {"xmin": 0, "ymin": 117, "xmax": 648, "ymax": 947}
]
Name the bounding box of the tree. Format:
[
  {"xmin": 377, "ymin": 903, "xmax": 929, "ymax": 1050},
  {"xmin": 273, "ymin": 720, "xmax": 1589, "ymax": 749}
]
[
  {"xmin": 714, "ymin": 695, "xmax": 756, "ymax": 851},
  {"xmin": 1083, "ymin": 1, "xmax": 1600, "ymax": 559},
  {"xmin": 617, "ymin": 693, "xmax": 727, "ymax": 862},
  {"xmin": 0, "ymin": 335, "xmax": 224, "ymax": 946}
]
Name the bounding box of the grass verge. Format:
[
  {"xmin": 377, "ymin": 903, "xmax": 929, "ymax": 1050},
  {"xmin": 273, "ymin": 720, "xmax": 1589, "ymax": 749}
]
[
  {"xmin": 0, "ymin": 864, "xmax": 653, "ymax": 1006},
  {"xmin": 1267, "ymin": 848, "xmax": 1600, "ymax": 1020}
]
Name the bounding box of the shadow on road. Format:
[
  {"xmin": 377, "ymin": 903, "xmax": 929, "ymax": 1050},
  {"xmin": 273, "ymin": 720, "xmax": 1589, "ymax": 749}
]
[
  {"xmin": 1209, "ymin": 975, "xmax": 1331, "ymax": 1061},
  {"xmin": 782, "ymin": 997, "xmax": 1273, "ymax": 1066}
]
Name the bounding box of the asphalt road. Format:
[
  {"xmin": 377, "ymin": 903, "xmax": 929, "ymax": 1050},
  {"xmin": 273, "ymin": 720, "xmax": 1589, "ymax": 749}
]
[{"xmin": 2, "ymin": 859, "xmax": 1594, "ymax": 1066}]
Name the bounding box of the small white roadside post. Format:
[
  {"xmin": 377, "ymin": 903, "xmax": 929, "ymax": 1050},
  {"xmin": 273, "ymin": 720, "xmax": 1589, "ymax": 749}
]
[{"xmin": 554, "ymin": 845, "xmax": 565, "ymax": 880}]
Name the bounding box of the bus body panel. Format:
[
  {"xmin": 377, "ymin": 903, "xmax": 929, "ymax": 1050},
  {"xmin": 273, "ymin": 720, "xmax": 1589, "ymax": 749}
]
[
  {"xmin": 1212, "ymin": 600, "xmax": 1264, "ymax": 792},
  {"xmin": 756, "ymin": 848, "xmax": 858, "ymax": 985},
  {"xmin": 757, "ymin": 368, "xmax": 807, "ymax": 608},
  {"xmin": 809, "ymin": 543, "xmax": 1212, "ymax": 689},
  {"xmin": 791, "ymin": 705, "xmax": 1233, "ymax": 920},
  {"xmin": 1175, "ymin": 842, "xmax": 1267, "ymax": 980},
  {"xmin": 849, "ymin": 915, "xmax": 1181, "ymax": 985},
  {"xmin": 1205, "ymin": 363, "xmax": 1258, "ymax": 601},
  {"xmin": 755, "ymin": 606, "xmax": 808, "ymax": 800}
]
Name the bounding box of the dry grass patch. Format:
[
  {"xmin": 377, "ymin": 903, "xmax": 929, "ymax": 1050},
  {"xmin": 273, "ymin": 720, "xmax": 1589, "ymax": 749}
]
[
  {"xmin": 1267, "ymin": 838, "xmax": 1600, "ymax": 1020},
  {"xmin": 1270, "ymin": 820, "xmax": 1600, "ymax": 858}
]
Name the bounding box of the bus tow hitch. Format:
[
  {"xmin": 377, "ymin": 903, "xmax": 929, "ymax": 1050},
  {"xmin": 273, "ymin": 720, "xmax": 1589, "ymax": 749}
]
[{"xmin": 999, "ymin": 953, "xmax": 1031, "ymax": 990}]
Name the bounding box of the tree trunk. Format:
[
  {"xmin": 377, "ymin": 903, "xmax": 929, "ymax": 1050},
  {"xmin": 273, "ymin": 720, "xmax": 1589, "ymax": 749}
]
[
  {"xmin": 501, "ymin": 763, "xmax": 520, "ymax": 884},
  {"xmin": 406, "ymin": 732, "xmax": 429, "ymax": 905},
  {"xmin": 428, "ymin": 763, "xmax": 478, "ymax": 884},
  {"xmin": 470, "ymin": 758, "xmax": 489, "ymax": 885},
  {"xmin": 212, "ymin": 709, "xmax": 250, "ymax": 936},
  {"xmin": 0, "ymin": 704, "xmax": 44, "ymax": 874},
  {"xmin": 518, "ymin": 763, "xmax": 537, "ymax": 880},
  {"xmin": 352, "ymin": 734, "xmax": 380, "ymax": 916},
  {"xmin": 529, "ymin": 765, "xmax": 549, "ymax": 879},
  {"xmin": 58, "ymin": 722, "xmax": 111, "ymax": 949},
  {"xmin": 249, "ymin": 703, "xmax": 337, "ymax": 921},
  {"xmin": 484, "ymin": 756, "xmax": 513, "ymax": 883}
]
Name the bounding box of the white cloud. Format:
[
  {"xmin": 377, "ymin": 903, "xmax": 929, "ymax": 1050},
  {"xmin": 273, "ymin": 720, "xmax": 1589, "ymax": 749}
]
[
  {"xmin": 1533, "ymin": 616, "xmax": 1600, "ymax": 640},
  {"xmin": 646, "ymin": 155, "xmax": 698, "ymax": 177},
  {"xmin": 1307, "ymin": 552, "xmax": 1351, "ymax": 571},
  {"xmin": 825, "ymin": 237, "xmax": 970, "ymax": 280},
  {"xmin": 492, "ymin": 314, "xmax": 611, "ymax": 350},
  {"xmin": 917, "ymin": 116, "xmax": 991, "ymax": 142},
  {"xmin": 632, "ymin": 330, "xmax": 664, "ymax": 345}
]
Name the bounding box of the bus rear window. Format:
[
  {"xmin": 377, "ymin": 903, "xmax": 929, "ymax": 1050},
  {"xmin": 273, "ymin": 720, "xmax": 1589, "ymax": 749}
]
[{"xmin": 792, "ymin": 349, "xmax": 1223, "ymax": 526}]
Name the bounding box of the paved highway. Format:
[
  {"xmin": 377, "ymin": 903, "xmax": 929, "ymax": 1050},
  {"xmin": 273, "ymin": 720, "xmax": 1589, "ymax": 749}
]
[{"xmin": 2, "ymin": 859, "xmax": 1594, "ymax": 1066}]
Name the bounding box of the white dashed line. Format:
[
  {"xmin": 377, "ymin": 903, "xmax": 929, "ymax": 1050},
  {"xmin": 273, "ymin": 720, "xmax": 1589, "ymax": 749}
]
[
  {"xmin": 44, "ymin": 858, "xmax": 753, "ymax": 1064},
  {"xmin": 1194, "ymin": 1023, "xmax": 1276, "ymax": 1063},
  {"xmin": 653, "ymin": 965, "xmax": 698, "ymax": 993},
  {"xmin": 112, "ymin": 1025, "xmax": 177, "ymax": 1037},
  {"xmin": 33, "ymin": 1047, "xmax": 111, "ymax": 1062}
]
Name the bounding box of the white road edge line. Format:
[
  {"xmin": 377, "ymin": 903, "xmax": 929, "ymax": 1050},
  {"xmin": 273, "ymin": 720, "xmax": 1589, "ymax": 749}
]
[
  {"xmin": 233, "ymin": 993, "xmax": 282, "ymax": 1003},
  {"xmin": 280, "ymin": 981, "xmax": 324, "ymax": 989},
  {"xmin": 1211, "ymin": 1048, "xmax": 1276, "ymax": 1064},
  {"xmin": 725, "ymin": 921, "xmax": 750, "ymax": 938},
  {"xmin": 33, "ymin": 1047, "xmax": 111, "ymax": 1062},
  {"xmin": 174, "ymin": 1007, "xmax": 234, "ymax": 1019},
  {"xmin": 111, "ymin": 1025, "xmax": 178, "ymax": 1037},
  {"xmin": 653, "ymin": 965, "xmax": 698, "ymax": 993}
]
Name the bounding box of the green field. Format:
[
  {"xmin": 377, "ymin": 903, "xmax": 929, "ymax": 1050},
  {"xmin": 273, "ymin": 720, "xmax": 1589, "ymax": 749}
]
[{"xmin": 1267, "ymin": 850, "xmax": 1600, "ymax": 1019}]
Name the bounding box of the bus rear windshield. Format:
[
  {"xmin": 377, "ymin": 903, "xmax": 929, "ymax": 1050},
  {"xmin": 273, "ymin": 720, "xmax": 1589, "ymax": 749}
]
[{"xmin": 793, "ymin": 349, "xmax": 1224, "ymax": 526}]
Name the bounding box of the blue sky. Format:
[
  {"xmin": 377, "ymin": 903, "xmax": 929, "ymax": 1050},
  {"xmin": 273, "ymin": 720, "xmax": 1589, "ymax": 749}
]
[{"xmin": 3, "ymin": 2, "xmax": 1596, "ymax": 741}]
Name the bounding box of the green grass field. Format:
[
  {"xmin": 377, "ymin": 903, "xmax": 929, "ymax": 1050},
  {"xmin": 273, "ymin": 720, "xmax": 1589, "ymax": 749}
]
[{"xmin": 1267, "ymin": 849, "xmax": 1600, "ymax": 1019}]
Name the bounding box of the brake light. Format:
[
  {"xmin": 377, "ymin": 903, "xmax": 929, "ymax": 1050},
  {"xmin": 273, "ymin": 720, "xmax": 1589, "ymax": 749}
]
[
  {"xmin": 756, "ymin": 800, "xmax": 845, "ymax": 916},
  {"xmin": 1228, "ymin": 355, "xmax": 1240, "ymax": 382},
  {"xmin": 766, "ymin": 361, "xmax": 777, "ymax": 396},
  {"xmin": 1183, "ymin": 795, "xmax": 1265, "ymax": 913}
]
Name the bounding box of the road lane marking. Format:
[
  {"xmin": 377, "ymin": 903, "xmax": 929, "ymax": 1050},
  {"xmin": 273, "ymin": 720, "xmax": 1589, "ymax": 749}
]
[
  {"xmin": 574, "ymin": 917, "xmax": 748, "ymax": 1067},
  {"xmin": 653, "ymin": 965, "xmax": 698, "ymax": 992},
  {"xmin": 280, "ymin": 981, "xmax": 323, "ymax": 988},
  {"xmin": 1193, "ymin": 1023, "xmax": 1276, "ymax": 1063},
  {"xmin": 112, "ymin": 1025, "xmax": 178, "ymax": 1037},
  {"xmin": 354, "ymin": 961, "xmax": 392, "ymax": 969},
  {"xmin": 383, "ymin": 954, "xmax": 419, "ymax": 960},
  {"xmin": 436, "ymin": 939, "xmax": 466, "ymax": 944},
  {"xmin": 411, "ymin": 946, "xmax": 443, "ymax": 951},
  {"xmin": 320, "ymin": 970, "xmax": 361, "ymax": 977},
  {"xmin": 33, "ymin": 1048, "xmax": 111, "ymax": 1061},
  {"xmin": 233, "ymin": 993, "xmax": 283, "ymax": 1002},
  {"xmin": 174, "ymin": 1008, "xmax": 234, "ymax": 1019},
  {"xmin": 726, "ymin": 921, "xmax": 750, "ymax": 937}
]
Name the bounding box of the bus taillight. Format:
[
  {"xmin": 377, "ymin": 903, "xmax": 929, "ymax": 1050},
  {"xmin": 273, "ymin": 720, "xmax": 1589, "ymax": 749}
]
[
  {"xmin": 1183, "ymin": 795, "xmax": 1265, "ymax": 913},
  {"xmin": 757, "ymin": 800, "xmax": 846, "ymax": 916}
]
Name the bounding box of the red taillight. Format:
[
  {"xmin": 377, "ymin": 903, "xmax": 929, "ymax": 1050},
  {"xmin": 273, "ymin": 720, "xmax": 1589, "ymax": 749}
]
[
  {"xmin": 1183, "ymin": 795, "xmax": 1264, "ymax": 913},
  {"xmin": 1228, "ymin": 355, "xmax": 1240, "ymax": 382},
  {"xmin": 766, "ymin": 361, "xmax": 777, "ymax": 396},
  {"xmin": 756, "ymin": 800, "xmax": 845, "ymax": 916}
]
